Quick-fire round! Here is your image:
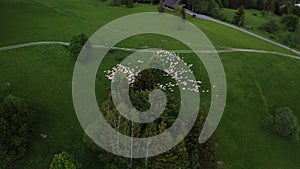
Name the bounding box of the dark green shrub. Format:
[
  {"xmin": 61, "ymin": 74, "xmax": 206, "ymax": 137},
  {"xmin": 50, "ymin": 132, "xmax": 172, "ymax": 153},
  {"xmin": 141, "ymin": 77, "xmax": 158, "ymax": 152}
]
[
  {"xmin": 281, "ymin": 32, "xmax": 297, "ymax": 49},
  {"xmin": 262, "ymin": 107, "xmax": 299, "ymax": 142},
  {"xmin": 126, "ymin": 0, "xmax": 134, "ymax": 8},
  {"xmin": 0, "ymin": 82, "xmax": 11, "ymax": 100},
  {"xmin": 49, "ymin": 151, "xmax": 82, "ymax": 169},
  {"xmin": 281, "ymin": 14, "xmax": 299, "ymax": 32},
  {"xmin": 261, "ymin": 19, "xmax": 279, "ymax": 33},
  {"xmin": 0, "ymin": 95, "xmax": 35, "ymax": 168},
  {"xmin": 68, "ymin": 33, "xmax": 89, "ymax": 61}
]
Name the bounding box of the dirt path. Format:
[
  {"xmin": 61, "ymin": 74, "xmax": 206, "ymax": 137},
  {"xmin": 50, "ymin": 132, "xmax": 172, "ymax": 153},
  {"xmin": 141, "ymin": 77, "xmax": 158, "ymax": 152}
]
[
  {"xmin": 185, "ymin": 9, "xmax": 300, "ymax": 56},
  {"xmin": 1, "ymin": 41, "xmax": 299, "ymax": 60}
]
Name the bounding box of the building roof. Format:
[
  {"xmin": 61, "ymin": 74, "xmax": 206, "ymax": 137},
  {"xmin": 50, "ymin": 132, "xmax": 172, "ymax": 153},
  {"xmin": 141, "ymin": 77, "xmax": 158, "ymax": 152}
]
[{"xmin": 163, "ymin": 0, "xmax": 181, "ymax": 8}]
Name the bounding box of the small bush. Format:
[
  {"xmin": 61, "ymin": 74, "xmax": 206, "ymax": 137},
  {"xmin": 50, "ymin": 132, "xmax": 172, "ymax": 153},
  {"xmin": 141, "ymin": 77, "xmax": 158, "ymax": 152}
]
[
  {"xmin": 262, "ymin": 107, "xmax": 299, "ymax": 142},
  {"xmin": 49, "ymin": 151, "xmax": 82, "ymax": 169},
  {"xmin": 261, "ymin": 19, "xmax": 279, "ymax": 34}
]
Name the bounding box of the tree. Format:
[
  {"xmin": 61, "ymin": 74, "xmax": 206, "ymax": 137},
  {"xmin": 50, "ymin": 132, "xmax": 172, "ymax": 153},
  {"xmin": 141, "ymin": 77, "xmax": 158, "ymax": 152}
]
[
  {"xmin": 149, "ymin": 122, "xmax": 190, "ymax": 169},
  {"xmin": 185, "ymin": 110, "xmax": 204, "ymax": 169},
  {"xmin": 266, "ymin": 0, "xmax": 275, "ymax": 13},
  {"xmin": 261, "ymin": 19, "xmax": 279, "ymax": 33},
  {"xmin": 0, "ymin": 95, "xmax": 35, "ymax": 169},
  {"xmin": 232, "ymin": 5, "xmax": 245, "ymax": 26},
  {"xmin": 262, "ymin": 107, "xmax": 299, "ymax": 142},
  {"xmin": 181, "ymin": 5, "xmax": 186, "ymax": 19},
  {"xmin": 256, "ymin": 0, "xmax": 265, "ymax": 10},
  {"xmin": 68, "ymin": 33, "xmax": 89, "ymax": 61},
  {"xmin": 199, "ymin": 135, "xmax": 218, "ymax": 169},
  {"xmin": 49, "ymin": 151, "xmax": 82, "ymax": 169},
  {"xmin": 132, "ymin": 69, "xmax": 155, "ymax": 91},
  {"xmin": 126, "ymin": 0, "xmax": 134, "ymax": 8},
  {"xmin": 0, "ymin": 82, "xmax": 11, "ymax": 101},
  {"xmin": 158, "ymin": 0, "xmax": 165, "ymax": 13},
  {"xmin": 190, "ymin": 0, "xmax": 220, "ymax": 16},
  {"xmin": 281, "ymin": 14, "xmax": 299, "ymax": 32}
]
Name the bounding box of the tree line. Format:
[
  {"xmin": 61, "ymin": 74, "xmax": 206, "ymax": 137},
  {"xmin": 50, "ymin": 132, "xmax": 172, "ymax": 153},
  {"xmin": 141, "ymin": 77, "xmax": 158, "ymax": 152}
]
[{"xmin": 82, "ymin": 69, "xmax": 219, "ymax": 169}]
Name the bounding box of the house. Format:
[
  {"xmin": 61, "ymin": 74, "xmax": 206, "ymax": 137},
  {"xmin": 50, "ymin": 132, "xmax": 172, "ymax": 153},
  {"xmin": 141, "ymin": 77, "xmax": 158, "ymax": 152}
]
[{"xmin": 163, "ymin": 0, "xmax": 185, "ymax": 9}]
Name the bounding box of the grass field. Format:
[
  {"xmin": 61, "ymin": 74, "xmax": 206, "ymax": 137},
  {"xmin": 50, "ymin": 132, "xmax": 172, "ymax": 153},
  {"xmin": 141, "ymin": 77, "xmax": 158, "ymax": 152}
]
[{"xmin": 1, "ymin": 0, "xmax": 300, "ymax": 168}]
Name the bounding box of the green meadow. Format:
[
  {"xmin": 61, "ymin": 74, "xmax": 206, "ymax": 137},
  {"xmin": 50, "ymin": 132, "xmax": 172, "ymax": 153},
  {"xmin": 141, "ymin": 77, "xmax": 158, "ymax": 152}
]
[{"xmin": 0, "ymin": 0, "xmax": 300, "ymax": 168}]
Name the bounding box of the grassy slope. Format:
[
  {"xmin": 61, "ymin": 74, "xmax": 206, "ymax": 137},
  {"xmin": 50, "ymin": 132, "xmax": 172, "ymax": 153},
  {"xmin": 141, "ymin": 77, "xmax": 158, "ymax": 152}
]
[
  {"xmin": 220, "ymin": 8, "xmax": 300, "ymax": 50},
  {"xmin": 0, "ymin": 0, "xmax": 300, "ymax": 169}
]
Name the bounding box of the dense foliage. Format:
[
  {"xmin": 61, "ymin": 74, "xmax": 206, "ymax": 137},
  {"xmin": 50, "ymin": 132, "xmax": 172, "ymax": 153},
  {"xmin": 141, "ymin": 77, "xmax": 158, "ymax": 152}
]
[
  {"xmin": 83, "ymin": 63, "xmax": 218, "ymax": 168},
  {"xmin": 186, "ymin": 0, "xmax": 222, "ymax": 16},
  {"xmin": 68, "ymin": 33, "xmax": 89, "ymax": 61},
  {"xmin": 262, "ymin": 107, "xmax": 300, "ymax": 142},
  {"xmin": 49, "ymin": 151, "xmax": 82, "ymax": 169},
  {"xmin": 158, "ymin": 0, "xmax": 165, "ymax": 12},
  {"xmin": 261, "ymin": 19, "xmax": 279, "ymax": 33},
  {"xmin": 281, "ymin": 14, "xmax": 299, "ymax": 31},
  {"xmin": 0, "ymin": 95, "xmax": 35, "ymax": 169},
  {"xmin": 222, "ymin": 0, "xmax": 299, "ymax": 16}
]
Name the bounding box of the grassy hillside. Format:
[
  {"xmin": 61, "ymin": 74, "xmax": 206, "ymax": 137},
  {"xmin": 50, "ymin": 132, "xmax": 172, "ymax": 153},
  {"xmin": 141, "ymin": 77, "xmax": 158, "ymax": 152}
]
[
  {"xmin": 220, "ymin": 8, "xmax": 300, "ymax": 50},
  {"xmin": 0, "ymin": 0, "xmax": 300, "ymax": 169}
]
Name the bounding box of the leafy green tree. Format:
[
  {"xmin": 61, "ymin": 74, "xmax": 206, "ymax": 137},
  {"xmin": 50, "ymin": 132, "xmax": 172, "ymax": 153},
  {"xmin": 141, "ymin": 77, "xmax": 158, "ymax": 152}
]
[
  {"xmin": 185, "ymin": 110, "xmax": 204, "ymax": 169},
  {"xmin": 281, "ymin": 14, "xmax": 299, "ymax": 32},
  {"xmin": 150, "ymin": 122, "xmax": 190, "ymax": 169},
  {"xmin": 190, "ymin": 0, "xmax": 220, "ymax": 16},
  {"xmin": 49, "ymin": 151, "xmax": 82, "ymax": 169},
  {"xmin": 262, "ymin": 107, "xmax": 299, "ymax": 142},
  {"xmin": 0, "ymin": 82, "xmax": 11, "ymax": 100},
  {"xmin": 126, "ymin": 0, "xmax": 134, "ymax": 8},
  {"xmin": 181, "ymin": 5, "xmax": 186, "ymax": 19},
  {"xmin": 68, "ymin": 33, "xmax": 89, "ymax": 61},
  {"xmin": 199, "ymin": 135, "xmax": 218, "ymax": 169},
  {"xmin": 232, "ymin": 5, "xmax": 245, "ymax": 26},
  {"xmin": 158, "ymin": 0, "xmax": 165, "ymax": 13},
  {"xmin": 0, "ymin": 95, "xmax": 35, "ymax": 169}
]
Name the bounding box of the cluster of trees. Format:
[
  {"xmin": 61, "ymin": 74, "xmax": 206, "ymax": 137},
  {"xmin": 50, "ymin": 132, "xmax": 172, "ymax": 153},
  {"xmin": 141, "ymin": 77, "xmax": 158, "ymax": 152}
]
[
  {"xmin": 0, "ymin": 94, "xmax": 36, "ymax": 169},
  {"xmin": 262, "ymin": 107, "xmax": 299, "ymax": 142},
  {"xmin": 222, "ymin": 0, "xmax": 300, "ymax": 16},
  {"xmin": 183, "ymin": 0, "xmax": 222, "ymax": 16},
  {"xmin": 108, "ymin": 0, "xmax": 135, "ymax": 7},
  {"xmin": 83, "ymin": 69, "xmax": 218, "ymax": 168}
]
